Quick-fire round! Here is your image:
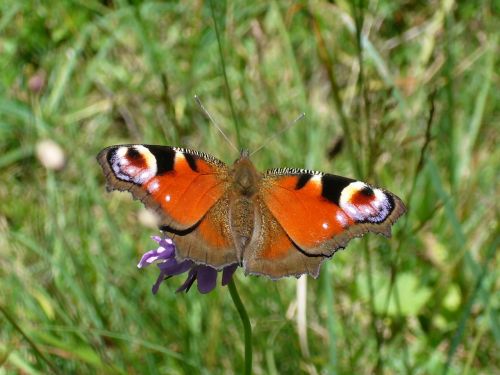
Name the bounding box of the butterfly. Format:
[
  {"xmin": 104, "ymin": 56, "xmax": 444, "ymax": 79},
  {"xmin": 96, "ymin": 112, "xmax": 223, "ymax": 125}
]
[{"xmin": 97, "ymin": 145, "xmax": 406, "ymax": 279}]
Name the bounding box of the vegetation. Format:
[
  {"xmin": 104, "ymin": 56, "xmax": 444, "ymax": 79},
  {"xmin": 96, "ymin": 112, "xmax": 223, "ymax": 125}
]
[{"xmin": 0, "ymin": 1, "xmax": 498, "ymax": 374}]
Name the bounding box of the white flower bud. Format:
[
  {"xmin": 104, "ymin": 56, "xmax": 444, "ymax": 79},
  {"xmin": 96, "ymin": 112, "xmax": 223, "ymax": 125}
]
[
  {"xmin": 36, "ymin": 139, "xmax": 65, "ymax": 171},
  {"xmin": 137, "ymin": 208, "xmax": 160, "ymax": 229}
]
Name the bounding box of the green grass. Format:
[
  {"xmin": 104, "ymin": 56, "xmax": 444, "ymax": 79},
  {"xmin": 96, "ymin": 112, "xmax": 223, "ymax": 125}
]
[{"xmin": 1, "ymin": 1, "xmax": 498, "ymax": 374}]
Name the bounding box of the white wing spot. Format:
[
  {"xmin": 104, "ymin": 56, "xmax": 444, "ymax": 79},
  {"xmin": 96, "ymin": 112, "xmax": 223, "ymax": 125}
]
[
  {"xmin": 311, "ymin": 175, "xmax": 322, "ymax": 185},
  {"xmin": 147, "ymin": 180, "xmax": 160, "ymax": 193},
  {"xmin": 165, "ymin": 194, "xmax": 171, "ymax": 203},
  {"xmin": 363, "ymin": 206, "xmax": 373, "ymax": 215},
  {"xmin": 116, "ymin": 147, "xmax": 128, "ymax": 158},
  {"xmin": 336, "ymin": 212, "xmax": 349, "ymax": 227},
  {"xmin": 174, "ymin": 151, "xmax": 185, "ymax": 165}
]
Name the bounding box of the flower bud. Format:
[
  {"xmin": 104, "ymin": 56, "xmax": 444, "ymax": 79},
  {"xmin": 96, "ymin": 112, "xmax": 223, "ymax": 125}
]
[
  {"xmin": 36, "ymin": 139, "xmax": 65, "ymax": 171},
  {"xmin": 28, "ymin": 71, "xmax": 46, "ymax": 93}
]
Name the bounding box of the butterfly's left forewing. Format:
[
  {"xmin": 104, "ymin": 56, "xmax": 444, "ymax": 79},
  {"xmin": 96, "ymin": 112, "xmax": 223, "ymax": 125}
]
[{"xmin": 98, "ymin": 145, "xmax": 239, "ymax": 267}]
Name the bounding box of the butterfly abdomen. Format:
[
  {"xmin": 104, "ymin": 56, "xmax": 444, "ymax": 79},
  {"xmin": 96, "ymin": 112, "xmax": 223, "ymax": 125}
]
[
  {"xmin": 227, "ymin": 156, "xmax": 263, "ymax": 260},
  {"xmin": 229, "ymin": 195, "xmax": 256, "ymax": 261}
]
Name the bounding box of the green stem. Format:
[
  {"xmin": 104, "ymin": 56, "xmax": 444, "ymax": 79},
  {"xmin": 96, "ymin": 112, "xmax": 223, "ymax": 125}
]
[
  {"xmin": 0, "ymin": 304, "xmax": 62, "ymax": 375},
  {"xmin": 208, "ymin": 0, "xmax": 242, "ymax": 148},
  {"xmin": 228, "ymin": 279, "xmax": 252, "ymax": 375}
]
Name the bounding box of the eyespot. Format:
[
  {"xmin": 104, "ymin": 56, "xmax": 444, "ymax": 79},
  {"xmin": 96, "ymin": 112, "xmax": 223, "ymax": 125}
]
[{"xmin": 339, "ymin": 181, "xmax": 392, "ymax": 223}]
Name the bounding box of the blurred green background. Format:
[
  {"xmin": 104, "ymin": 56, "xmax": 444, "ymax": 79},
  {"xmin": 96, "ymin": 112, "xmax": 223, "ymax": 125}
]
[{"xmin": 1, "ymin": 0, "xmax": 498, "ymax": 374}]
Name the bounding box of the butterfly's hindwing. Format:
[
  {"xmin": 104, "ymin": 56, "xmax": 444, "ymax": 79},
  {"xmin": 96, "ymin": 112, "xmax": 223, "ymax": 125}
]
[{"xmin": 243, "ymin": 196, "xmax": 327, "ymax": 279}]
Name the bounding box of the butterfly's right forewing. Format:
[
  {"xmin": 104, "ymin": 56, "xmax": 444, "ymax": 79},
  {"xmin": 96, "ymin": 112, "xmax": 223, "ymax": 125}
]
[{"xmin": 260, "ymin": 169, "xmax": 406, "ymax": 256}]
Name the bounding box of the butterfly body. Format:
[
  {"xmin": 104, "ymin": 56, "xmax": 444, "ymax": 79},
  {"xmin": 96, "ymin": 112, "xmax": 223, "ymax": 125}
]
[{"xmin": 98, "ymin": 145, "xmax": 406, "ymax": 279}]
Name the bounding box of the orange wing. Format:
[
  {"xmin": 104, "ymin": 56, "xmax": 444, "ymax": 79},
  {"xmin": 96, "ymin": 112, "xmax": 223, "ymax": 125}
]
[
  {"xmin": 259, "ymin": 168, "xmax": 406, "ymax": 259},
  {"xmin": 98, "ymin": 145, "xmax": 238, "ymax": 267},
  {"xmin": 243, "ymin": 196, "xmax": 327, "ymax": 279},
  {"xmin": 171, "ymin": 192, "xmax": 239, "ymax": 268},
  {"xmin": 98, "ymin": 145, "xmax": 227, "ymax": 230}
]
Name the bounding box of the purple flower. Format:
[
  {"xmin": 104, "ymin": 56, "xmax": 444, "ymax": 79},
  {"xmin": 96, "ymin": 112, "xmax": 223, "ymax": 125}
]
[{"xmin": 138, "ymin": 235, "xmax": 238, "ymax": 294}]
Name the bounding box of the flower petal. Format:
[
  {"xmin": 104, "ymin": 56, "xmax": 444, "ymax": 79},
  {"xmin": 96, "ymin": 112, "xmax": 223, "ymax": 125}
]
[
  {"xmin": 176, "ymin": 268, "xmax": 197, "ymax": 293},
  {"xmin": 159, "ymin": 259, "xmax": 193, "ymax": 276},
  {"xmin": 137, "ymin": 249, "xmax": 161, "ymax": 268},
  {"xmin": 151, "ymin": 236, "xmax": 162, "ymax": 244},
  {"xmin": 158, "ymin": 237, "xmax": 175, "ymax": 250},
  {"xmin": 222, "ymin": 264, "xmax": 238, "ymax": 286},
  {"xmin": 142, "ymin": 234, "xmax": 241, "ymax": 295},
  {"xmin": 138, "ymin": 241, "xmax": 175, "ymax": 269},
  {"xmin": 152, "ymin": 269, "xmax": 169, "ymax": 294},
  {"xmin": 197, "ymin": 266, "xmax": 218, "ymax": 294}
]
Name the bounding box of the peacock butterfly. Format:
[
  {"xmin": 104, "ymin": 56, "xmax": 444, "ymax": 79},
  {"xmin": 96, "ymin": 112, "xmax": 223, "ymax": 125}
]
[{"xmin": 97, "ymin": 145, "xmax": 406, "ymax": 279}]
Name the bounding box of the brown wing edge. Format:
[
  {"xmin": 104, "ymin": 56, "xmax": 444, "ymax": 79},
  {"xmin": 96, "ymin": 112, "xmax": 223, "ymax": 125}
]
[{"xmin": 244, "ymin": 251, "xmax": 328, "ymax": 280}]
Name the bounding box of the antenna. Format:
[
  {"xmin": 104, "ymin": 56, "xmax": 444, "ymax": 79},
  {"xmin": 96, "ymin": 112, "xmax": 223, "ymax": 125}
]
[
  {"xmin": 250, "ymin": 112, "xmax": 306, "ymax": 156},
  {"xmin": 194, "ymin": 95, "xmax": 238, "ymax": 153}
]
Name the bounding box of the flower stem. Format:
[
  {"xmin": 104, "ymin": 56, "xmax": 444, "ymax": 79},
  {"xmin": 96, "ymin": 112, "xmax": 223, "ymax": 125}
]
[{"xmin": 228, "ymin": 279, "xmax": 252, "ymax": 375}]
